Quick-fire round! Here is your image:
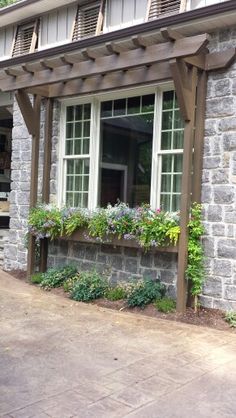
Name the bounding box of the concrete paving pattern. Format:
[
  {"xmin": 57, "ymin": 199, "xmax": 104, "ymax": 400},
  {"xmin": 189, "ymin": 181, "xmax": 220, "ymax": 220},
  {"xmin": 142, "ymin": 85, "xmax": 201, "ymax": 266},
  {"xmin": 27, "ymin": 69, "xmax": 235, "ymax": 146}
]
[{"xmin": 0, "ymin": 270, "xmax": 236, "ymax": 418}]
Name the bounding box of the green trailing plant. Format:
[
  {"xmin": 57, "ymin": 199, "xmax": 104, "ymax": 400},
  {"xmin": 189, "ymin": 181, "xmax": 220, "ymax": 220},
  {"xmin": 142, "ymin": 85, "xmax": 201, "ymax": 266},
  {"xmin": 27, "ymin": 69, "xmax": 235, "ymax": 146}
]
[
  {"xmin": 28, "ymin": 205, "xmax": 63, "ymax": 240},
  {"xmin": 186, "ymin": 203, "xmax": 205, "ymax": 313},
  {"xmin": 0, "ymin": 0, "xmax": 19, "ymax": 7},
  {"xmin": 105, "ymin": 286, "xmax": 127, "ymax": 301},
  {"xmin": 40, "ymin": 265, "xmax": 78, "ymax": 290},
  {"xmin": 64, "ymin": 210, "xmax": 87, "ymax": 236},
  {"xmin": 126, "ymin": 278, "xmax": 166, "ymax": 308},
  {"xmin": 154, "ymin": 297, "xmax": 176, "ymax": 313},
  {"xmin": 70, "ymin": 271, "xmax": 108, "ymax": 302},
  {"xmin": 224, "ymin": 311, "xmax": 236, "ymax": 328}
]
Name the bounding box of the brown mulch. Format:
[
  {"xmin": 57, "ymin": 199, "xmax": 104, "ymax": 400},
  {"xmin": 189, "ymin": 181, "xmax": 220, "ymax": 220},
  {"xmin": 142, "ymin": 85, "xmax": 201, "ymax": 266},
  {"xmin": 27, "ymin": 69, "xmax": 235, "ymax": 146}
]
[{"xmin": 8, "ymin": 269, "xmax": 235, "ymax": 333}]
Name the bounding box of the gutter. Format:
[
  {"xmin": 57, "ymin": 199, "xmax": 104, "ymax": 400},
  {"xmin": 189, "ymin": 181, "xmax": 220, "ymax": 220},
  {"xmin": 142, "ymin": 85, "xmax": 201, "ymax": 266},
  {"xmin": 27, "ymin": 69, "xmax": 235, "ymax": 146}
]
[{"xmin": 0, "ymin": 0, "xmax": 235, "ymax": 69}]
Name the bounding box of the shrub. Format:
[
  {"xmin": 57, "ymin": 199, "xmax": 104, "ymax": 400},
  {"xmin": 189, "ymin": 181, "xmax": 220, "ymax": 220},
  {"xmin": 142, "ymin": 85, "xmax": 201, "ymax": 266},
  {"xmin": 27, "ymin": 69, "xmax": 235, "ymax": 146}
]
[
  {"xmin": 105, "ymin": 286, "xmax": 127, "ymax": 301},
  {"xmin": 155, "ymin": 297, "xmax": 176, "ymax": 313},
  {"xmin": 31, "ymin": 273, "xmax": 44, "ymax": 284},
  {"xmin": 63, "ymin": 276, "xmax": 80, "ymax": 293},
  {"xmin": 70, "ymin": 271, "xmax": 108, "ymax": 302},
  {"xmin": 225, "ymin": 311, "xmax": 236, "ymax": 328},
  {"xmin": 127, "ymin": 278, "xmax": 166, "ymax": 308},
  {"xmin": 40, "ymin": 265, "xmax": 78, "ymax": 290}
]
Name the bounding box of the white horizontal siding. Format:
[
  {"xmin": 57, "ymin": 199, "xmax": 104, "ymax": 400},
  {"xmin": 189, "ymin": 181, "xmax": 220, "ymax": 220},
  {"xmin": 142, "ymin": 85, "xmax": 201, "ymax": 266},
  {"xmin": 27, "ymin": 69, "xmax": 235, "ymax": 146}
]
[
  {"xmin": 39, "ymin": 4, "xmax": 77, "ymax": 49},
  {"xmin": 103, "ymin": 0, "xmax": 147, "ymax": 33},
  {"xmin": 0, "ymin": 26, "xmax": 14, "ymax": 60}
]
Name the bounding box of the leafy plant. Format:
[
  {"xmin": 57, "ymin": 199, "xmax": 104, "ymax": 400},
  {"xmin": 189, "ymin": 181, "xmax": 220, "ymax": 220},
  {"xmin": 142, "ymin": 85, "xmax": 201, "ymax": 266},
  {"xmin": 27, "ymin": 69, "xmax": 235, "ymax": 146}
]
[
  {"xmin": 186, "ymin": 203, "xmax": 205, "ymax": 313},
  {"xmin": 70, "ymin": 271, "xmax": 108, "ymax": 302},
  {"xmin": 28, "ymin": 205, "xmax": 63, "ymax": 240},
  {"xmin": 0, "ymin": 0, "xmax": 19, "ymax": 7},
  {"xmin": 63, "ymin": 276, "xmax": 80, "ymax": 292},
  {"xmin": 105, "ymin": 286, "xmax": 127, "ymax": 301},
  {"xmin": 225, "ymin": 311, "xmax": 236, "ymax": 328},
  {"xmin": 30, "ymin": 273, "xmax": 44, "ymax": 284},
  {"xmin": 127, "ymin": 278, "xmax": 166, "ymax": 308},
  {"xmin": 155, "ymin": 297, "xmax": 176, "ymax": 313},
  {"xmin": 64, "ymin": 210, "xmax": 87, "ymax": 236},
  {"xmin": 40, "ymin": 265, "xmax": 78, "ymax": 290}
]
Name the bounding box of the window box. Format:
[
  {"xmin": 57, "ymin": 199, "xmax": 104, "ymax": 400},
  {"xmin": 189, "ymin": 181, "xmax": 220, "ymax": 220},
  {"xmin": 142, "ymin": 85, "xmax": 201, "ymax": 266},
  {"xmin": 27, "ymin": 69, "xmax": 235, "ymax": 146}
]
[{"xmin": 60, "ymin": 227, "xmax": 178, "ymax": 253}]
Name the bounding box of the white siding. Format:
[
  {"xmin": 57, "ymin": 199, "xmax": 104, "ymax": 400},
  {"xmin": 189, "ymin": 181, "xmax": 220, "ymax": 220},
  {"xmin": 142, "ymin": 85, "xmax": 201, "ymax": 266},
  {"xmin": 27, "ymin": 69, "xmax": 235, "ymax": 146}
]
[
  {"xmin": 0, "ymin": 26, "xmax": 15, "ymax": 60},
  {"xmin": 39, "ymin": 4, "xmax": 77, "ymax": 49},
  {"xmin": 104, "ymin": 0, "xmax": 147, "ymax": 33},
  {"xmin": 188, "ymin": 0, "xmax": 228, "ymax": 10}
]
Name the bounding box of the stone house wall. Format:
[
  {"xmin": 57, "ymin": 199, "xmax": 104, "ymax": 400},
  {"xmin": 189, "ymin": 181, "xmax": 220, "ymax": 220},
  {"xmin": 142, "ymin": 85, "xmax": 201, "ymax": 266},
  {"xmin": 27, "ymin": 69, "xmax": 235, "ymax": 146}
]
[{"xmin": 3, "ymin": 27, "xmax": 236, "ymax": 310}]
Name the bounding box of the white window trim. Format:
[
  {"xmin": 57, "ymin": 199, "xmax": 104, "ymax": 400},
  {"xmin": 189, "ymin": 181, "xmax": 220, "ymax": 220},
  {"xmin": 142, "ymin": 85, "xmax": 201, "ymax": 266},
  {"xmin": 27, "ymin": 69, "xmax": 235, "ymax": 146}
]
[{"xmin": 58, "ymin": 82, "xmax": 176, "ymax": 210}]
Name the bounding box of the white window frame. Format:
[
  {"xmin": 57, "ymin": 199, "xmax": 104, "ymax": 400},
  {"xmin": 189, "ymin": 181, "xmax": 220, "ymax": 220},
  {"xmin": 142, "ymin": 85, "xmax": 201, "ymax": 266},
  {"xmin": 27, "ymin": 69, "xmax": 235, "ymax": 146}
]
[{"xmin": 58, "ymin": 82, "xmax": 183, "ymax": 211}]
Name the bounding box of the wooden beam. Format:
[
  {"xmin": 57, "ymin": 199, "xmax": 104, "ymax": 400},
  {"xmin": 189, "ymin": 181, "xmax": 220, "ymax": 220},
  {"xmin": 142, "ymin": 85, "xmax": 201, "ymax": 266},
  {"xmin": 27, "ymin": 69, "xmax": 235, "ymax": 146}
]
[
  {"xmin": 39, "ymin": 97, "xmax": 53, "ymax": 273},
  {"xmin": 15, "ymin": 90, "xmax": 37, "ymax": 136},
  {"xmin": 173, "ymin": 66, "xmax": 198, "ymax": 313},
  {"xmin": 27, "ymin": 94, "xmax": 41, "ymax": 277},
  {"xmin": 49, "ymin": 62, "xmax": 172, "ymax": 98},
  {"xmin": 0, "ymin": 34, "xmax": 209, "ymax": 91},
  {"xmin": 184, "ymin": 54, "xmax": 206, "ymax": 70},
  {"xmin": 131, "ymin": 35, "xmax": 148, "ymax": 48},
  {"xmin": 192, "ymin": 71, "xmax": 207, "ymax": 203},
  {"xmin": 160, "ymin": 27, "xmax": 183, "ymax": 42},
  {"xmin": 206, "ymin": 47, "xmax": 236, "ymax": 71},
  {"xmin": 170, "ymin": 59, "xmax": 193, "ymax": 121}
]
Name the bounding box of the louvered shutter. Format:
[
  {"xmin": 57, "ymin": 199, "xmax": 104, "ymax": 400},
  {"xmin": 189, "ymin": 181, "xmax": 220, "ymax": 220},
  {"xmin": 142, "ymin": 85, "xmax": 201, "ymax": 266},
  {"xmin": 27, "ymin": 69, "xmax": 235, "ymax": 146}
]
[
  {"xmin": 148, "ymin": 0, "xmax": 181, "ymax": 20},
  {"xmin": 72, "ymin": 1, "xmax": 101, "ymax": 41},
  {"xmin": 12, "ymin": 21, "xmax": 38, "ymax": 57}
]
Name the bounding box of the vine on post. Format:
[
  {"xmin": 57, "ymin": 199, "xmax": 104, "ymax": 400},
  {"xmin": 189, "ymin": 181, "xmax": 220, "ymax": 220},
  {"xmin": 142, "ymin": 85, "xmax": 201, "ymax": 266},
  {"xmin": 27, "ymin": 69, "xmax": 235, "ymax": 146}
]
[{"xmin": 186, "ymin": 203, "xmax": 205, "ymax": 313}]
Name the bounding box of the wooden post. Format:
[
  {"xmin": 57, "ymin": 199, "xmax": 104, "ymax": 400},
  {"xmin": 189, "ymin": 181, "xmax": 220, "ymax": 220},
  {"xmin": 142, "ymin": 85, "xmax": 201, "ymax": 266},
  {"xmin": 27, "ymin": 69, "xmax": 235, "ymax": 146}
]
[
  {"xmin": 170, "ymin": 60, "xmax": 198, "ymax": 313},
  {"xmin": 39, "ymin": 98, "xmax": 53, "ymax": 273}
]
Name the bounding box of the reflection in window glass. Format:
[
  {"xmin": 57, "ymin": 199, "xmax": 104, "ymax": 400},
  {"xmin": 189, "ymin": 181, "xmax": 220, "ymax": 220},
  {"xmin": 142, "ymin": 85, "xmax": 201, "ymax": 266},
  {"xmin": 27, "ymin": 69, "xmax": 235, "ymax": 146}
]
[{"xmin": 99, "ymin": 94, "xmax": 155, "ymax": 207}]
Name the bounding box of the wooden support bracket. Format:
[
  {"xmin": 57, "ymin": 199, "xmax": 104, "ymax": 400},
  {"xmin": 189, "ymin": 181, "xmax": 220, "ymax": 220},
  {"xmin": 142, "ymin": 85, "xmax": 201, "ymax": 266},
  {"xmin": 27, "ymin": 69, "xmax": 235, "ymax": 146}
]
[
  {"xmin": 15, "ymin": 90, "xmax": 37, "ymax": 136},
  {"xmin": 160, "ymin": 27, "xmax": 183, "ymax": 42}
]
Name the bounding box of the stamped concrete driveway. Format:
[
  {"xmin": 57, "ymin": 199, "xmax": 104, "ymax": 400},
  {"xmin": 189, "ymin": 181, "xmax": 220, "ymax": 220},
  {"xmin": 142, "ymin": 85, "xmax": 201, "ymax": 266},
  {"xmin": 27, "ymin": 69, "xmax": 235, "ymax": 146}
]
[{"xmin": 0, "ymin": 270, "xmax": 236, "ymax": 418}]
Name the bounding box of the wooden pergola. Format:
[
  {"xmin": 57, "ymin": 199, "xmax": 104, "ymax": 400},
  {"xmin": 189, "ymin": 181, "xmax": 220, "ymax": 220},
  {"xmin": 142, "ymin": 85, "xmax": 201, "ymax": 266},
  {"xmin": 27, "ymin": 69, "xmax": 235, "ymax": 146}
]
[{"xmin": 0, "ymin": 28, "xmax": 235, "ymax": 312}]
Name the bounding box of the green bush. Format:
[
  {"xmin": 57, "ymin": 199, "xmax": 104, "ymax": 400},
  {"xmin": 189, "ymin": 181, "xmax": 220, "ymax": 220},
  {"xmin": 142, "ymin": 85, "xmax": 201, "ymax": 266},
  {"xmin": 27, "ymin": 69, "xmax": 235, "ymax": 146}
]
[
  {"xmin": 127, "ymin": 278, "xmax": 166, "ymax": 308},
  {"xmin": 63, "ymin": 276, "xmax": 80, "ymax": 293},
  {"xmin": 225, "ymin": 311, "xmax": 236, "ymax": 328},
  {"xmin": 70, "ymin": 271, "xmax": 108, "ymax": 302},
  {"xmin": 154, "ymin": 297, "xmax": 176, "ymax": 313},
  {"xmin": 105, "ymin": 286, "xmax": 127, "ymax": 301},
  {"xmin": 40, "ymin": 265, "xmax": 78, "ymax": 290},
  {"xmin": 31, "ymin": 273, "xmax": 44, "ymax": 284}
]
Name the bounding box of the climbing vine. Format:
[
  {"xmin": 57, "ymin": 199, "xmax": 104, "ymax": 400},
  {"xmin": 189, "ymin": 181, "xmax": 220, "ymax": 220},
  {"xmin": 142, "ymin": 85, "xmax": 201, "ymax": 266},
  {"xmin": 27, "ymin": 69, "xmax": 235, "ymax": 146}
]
[{"xmin": 186, "ymin": 203, "xmax": 205, "ymax": 312}]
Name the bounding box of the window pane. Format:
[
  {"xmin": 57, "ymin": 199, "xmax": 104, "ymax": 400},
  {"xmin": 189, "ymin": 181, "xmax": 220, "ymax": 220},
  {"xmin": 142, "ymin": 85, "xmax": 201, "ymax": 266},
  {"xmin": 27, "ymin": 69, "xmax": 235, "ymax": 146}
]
[
  {"xmin": 173, "ymin": 130, "xmax": 184, "ymax": 149},
  {"xmin": 161, "ymin": 131, "xmax": 172, "ymax": 150},
  {"xmin": 74, "ymin": 139, "xmax": 82, "ymax": 155},
  {"xmin": 114, "ymin": 99, "xmax": 126, "ymax": 116},
  {"xmin": 66, "ymin": 176, "xmax": 74, "ymax": 191},
  {"xmin": 172, "ymin": 194, "xmax": 181, "ymax": 212},
  {"xmin": 162, "ymin": 111, "xmax": 172, "ymax": 130},
  {"xmin": 160, "ymin": 194, "xmax": 170, "ymax": 211},
  {"xmin": 65, "ymin": 140, "xmax": 73, "ymax": 155},
  {"xmin": 162, "ymin": 155, "xmax": 172, "ymax": 173},
  {"xmin": 66, "ymin": 192, "xmax": 74, "ymax": 206},
  {"xmin": 101, "ymin": 101, "xmax": 112, "ymax": 118},
  {"xmin": 161, "ymin": 175, "xmax": 171, "ymax": 192},
  {"xmin": 67, "ymin": 160, "xmax": 74, "ymax": 174},
  {"xmin": 66, "ymin": 123, "xmax": 73, "ymax": 139},
  {"xmin": 174, "ymin": 154, "xmax": 183, "ymax": 172},
  {"xmin": 173, "ymin": 174, "xmax": 182, "ymax": 193},
  {"xmin": 99, "ymin": 96, "xmax": 154, "ymax": 207},
  {"xmin": 127, "ymin": 96, "xmax": 140, "ymax": 114},
  {"xmin": 142, "ymin": 94, "xmax": 155, "ymax": 113},
  {"xmin": 67, "ymin": 106, "xmax": 74, "ymax": 122},
  {"xmin": 75, "ymin": 105, "xmax": 83, "ymax": 121},
  {"xmin": 174, "ymin": 109, "xmax": 184, "ymax": 129},
  {"xmin": 162, "ymin": 91, "xmax": 174, "ymax": 110},
  {"xmin": 75, "ymin": 122, "xmax": 82, "ymax": 138},
  {"xmin": 83, "ymin": 104, "xmax": 91, "ymax": 120}
]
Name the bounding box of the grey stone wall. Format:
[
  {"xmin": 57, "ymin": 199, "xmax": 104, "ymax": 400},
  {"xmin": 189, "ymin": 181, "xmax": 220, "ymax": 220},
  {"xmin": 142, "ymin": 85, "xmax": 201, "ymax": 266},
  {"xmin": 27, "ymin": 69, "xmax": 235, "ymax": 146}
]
[
  {"xmin": 48, "ymin": 240, "xmax": 178, "ymax": 297},
  {"xmin": 201, "ymin": 28, "xmax": 236, "ymax": 310}
]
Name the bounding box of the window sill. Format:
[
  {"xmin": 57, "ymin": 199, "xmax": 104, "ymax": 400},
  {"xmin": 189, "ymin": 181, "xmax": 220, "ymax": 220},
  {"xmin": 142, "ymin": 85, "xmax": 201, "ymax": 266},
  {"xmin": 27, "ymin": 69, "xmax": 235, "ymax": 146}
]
[{"xmin": 60, "ymin": 228, "xmax": 178, "ymax": 253}]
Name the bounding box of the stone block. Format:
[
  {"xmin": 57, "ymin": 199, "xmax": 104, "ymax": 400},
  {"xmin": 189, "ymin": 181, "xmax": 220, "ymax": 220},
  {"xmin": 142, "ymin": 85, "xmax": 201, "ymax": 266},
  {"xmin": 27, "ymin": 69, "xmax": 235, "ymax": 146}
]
[
  {"xmin": 108, "ymin": 255, "xmax": 123, "ymax": 270},
  {"xmin": 201, "ymin": 185, "xmax": 212, "ymax": 203},
  {"xmin": 203, "ymin": 157, "xmax": 220, "ymax": 169},
  {"xmin": 202, "ymin": 237, "xmax": 215, "ymax": 258},
  {"xmin": 215, "ymin": 78, "xmax": 231, "ymax": 96},
  {"xmin": 140, "ymin": 253, "xmax": 153, "ymax": 268},
  {"xmin": 218, "ymin": 239, "xmax": 236, "ymax": 259},
  {"xmin": 203, "ymin": 276, "xmax": 222, "ymax": 298},
  {"xmin": 125, "ymin": 258, "xmax": 138, "ymax": 274},
  {"xmin": 85, "ymin": 245, "xmax": 97, "ymax": 261},
  {"xmin": 140, "ymin": 268, "xmax": 160, "ymax": 281},
  {"xmin": 206, "ymin": 97, "xmax": 234, "ymax": 118},
  {"xmin": 211, "ymin": 223, "xmax": 225, "ymax": 236},
  {"xmin": 212, "ymin": 169, "xmax": 229, "ymax": 184},
  {"xmin": 212, "ymin": 259, "xmax": 232, "ymax": 277},
  {"xmin": 101, "ymin": 244, "xmax": 122, "ymax": 254},
  {"xmin": 123, "ymin": 247, "xmax": 139, "ymax": 257},
  {"xmin": 160, "ymin": 270, "xmax": 176, "ymax": 284},
  {"xmin": 219, "ymin": 117, "xmax": 236, "ymax": 132},
  {"xmin": 213, "ymin": 186, "xmax": 234, "ymax": 204},
  {"xmin": 199, "ymin": 295, "xmax": 213, "ymax": 309},
  {"xmin": 224, "ymin": 286, "xmax": 236, "ymax": 301},
  {"xmin": 207, "ymin": 204, "xmax": 223, "ymax": 222}
]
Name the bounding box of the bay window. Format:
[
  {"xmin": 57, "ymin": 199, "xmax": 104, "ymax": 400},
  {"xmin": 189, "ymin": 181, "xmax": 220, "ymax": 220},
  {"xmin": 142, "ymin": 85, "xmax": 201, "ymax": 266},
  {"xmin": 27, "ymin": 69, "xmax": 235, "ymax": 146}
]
[{"xmin": 59, "ymin": 88, "xmax": 184, "ymax": 212}]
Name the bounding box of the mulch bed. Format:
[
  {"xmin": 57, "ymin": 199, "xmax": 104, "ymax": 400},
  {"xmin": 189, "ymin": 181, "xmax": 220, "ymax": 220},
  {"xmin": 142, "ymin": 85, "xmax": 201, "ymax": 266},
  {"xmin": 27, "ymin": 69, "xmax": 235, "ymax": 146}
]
[{"xmin": 9, "ymin": 269, "xmax": 235, "ymax": 333}]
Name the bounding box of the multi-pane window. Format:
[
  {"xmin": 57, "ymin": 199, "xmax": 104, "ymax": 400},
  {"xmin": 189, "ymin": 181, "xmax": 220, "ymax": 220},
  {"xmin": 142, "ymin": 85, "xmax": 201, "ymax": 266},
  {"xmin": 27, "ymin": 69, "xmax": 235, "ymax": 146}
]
[
  {"xmin": 64, "ymin": 104, "xmax": 91, "ymax": 208},
  {"xmin": 61, "ymin": 90, "xmax": 184, "ymax": 212},
  {"xmin": 159, "ymin": 91, "xmax": 184, "ymax": 212}
]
